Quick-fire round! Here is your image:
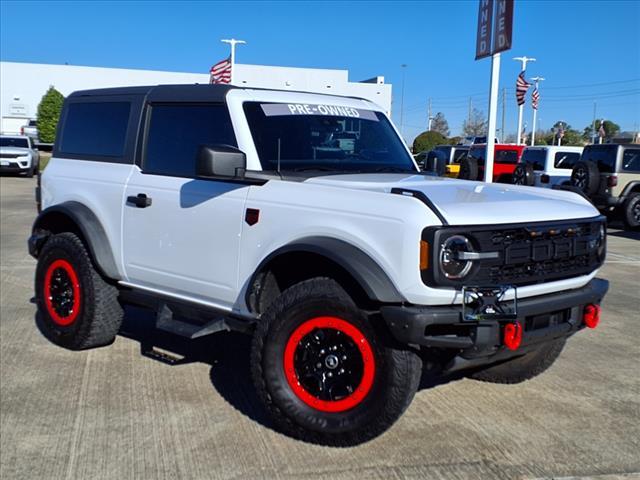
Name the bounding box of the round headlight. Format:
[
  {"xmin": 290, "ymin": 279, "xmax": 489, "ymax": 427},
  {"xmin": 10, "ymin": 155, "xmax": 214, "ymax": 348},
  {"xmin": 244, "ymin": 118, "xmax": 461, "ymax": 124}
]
[{"xmin": 440, "ymin": 235, "xmax": 474, "ymax": 279}]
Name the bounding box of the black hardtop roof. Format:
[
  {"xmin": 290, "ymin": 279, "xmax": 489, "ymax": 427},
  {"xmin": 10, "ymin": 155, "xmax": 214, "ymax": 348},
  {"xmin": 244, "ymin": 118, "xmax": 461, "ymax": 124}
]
[
  {"xmin": 584, "ymin": 143, "xmax": 638, "ymax": 150},
  {"xmin": 67, "ymin": 83, "xmax": 370, "ymax": 104}
]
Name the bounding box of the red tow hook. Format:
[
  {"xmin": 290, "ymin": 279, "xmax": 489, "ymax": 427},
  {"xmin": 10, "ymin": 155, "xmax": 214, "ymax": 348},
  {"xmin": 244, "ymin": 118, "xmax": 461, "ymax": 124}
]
[
  {"xmin": 503, "ymin": 322, "xmax": 523, "ymax": 351},
  {"xmin": 583, "ymin": 304, "xmax": 601, "ymax": 329}
]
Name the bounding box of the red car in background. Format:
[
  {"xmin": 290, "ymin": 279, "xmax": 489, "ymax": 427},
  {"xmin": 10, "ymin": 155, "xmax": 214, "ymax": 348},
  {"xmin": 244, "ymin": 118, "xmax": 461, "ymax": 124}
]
[{"xmin": 458, "ymin": 144, "xmax": 526, "ymax": 183}]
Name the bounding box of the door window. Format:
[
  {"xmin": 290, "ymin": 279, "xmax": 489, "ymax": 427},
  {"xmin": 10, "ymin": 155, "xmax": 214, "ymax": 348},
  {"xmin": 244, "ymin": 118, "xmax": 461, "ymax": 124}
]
[{"xmin": 144, "ymin": 104, "xmax": 237, "ymax": 177}]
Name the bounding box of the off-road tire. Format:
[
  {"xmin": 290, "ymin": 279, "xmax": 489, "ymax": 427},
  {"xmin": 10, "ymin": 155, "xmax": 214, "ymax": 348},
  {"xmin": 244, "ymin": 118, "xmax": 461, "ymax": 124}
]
[
  {"xmin": 513, "ymin": 163, "xmax": 534, "ymax": 186},
  {"xmin": 35, "ymin": 232, "xmax": 123, "ymax": 350},
  {"xmin": 469, "ymin": 338, "xmax": 566, "ymax": 384},
  {"xmin": 622, "ymin": 193, "xmax": 640, "ymax": 230},
  {"xmin": 459, "ymin": 156, "xmax": 479, "ymax": 181},
  {"xmin": 250, "ymin": 277, "xmax": 422, "ymax": 446},
  {"xmin": 571, "ymin": 161, "xmax": 600, "ymax": 196}
]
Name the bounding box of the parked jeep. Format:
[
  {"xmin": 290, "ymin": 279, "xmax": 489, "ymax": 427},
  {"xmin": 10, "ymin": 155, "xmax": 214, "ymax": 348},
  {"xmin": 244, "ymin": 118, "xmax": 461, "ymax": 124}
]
[
  {"xmin": 570, "ymin": 143, "xmax": 640, "ymax": 229},
  {"xmin": 458, "ymin": 143, "xmax": 526, "ymax": 183},
  {"xmin": 513, "ymin": 146, "xmax": 583, "ymax": 188},
  {"xmin": 416, "ymin": 145, "xmax": 469, "ymax": 178},
  {"xmin": 29, "ymin": 85, "xmax": 608, "ymax": 446}
]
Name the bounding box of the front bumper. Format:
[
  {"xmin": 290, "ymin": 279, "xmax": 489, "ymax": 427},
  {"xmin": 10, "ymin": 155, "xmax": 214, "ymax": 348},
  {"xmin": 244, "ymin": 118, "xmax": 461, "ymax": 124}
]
[{"xmin": 381, "ymin": 278, "xmax": 609, "ymax": 372}]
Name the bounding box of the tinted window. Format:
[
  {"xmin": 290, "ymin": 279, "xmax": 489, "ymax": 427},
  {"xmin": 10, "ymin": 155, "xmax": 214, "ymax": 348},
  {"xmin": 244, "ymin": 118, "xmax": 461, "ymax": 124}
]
[
  {"xmin": 144, "ymin": 104, "xmax": 236, "ymax": 177},
  {"xmin": 243, "ymin": 102, "xmax": 415, "ymax": 172},
  {"xmin": 469, "ymin": 146, "xmax": 486, "ymax": 163},
  {"xmin": 452, "ymin": 148, "xmax": 468, "ymax": 163},
  {"xmin": 0, "ymin": 137, "xmax": 29, "ymax": 148},
  {"xmin": 554, "ymin": 151, "xmax": 581, "ymax": 170},
  {"xmin": 521, "ymin": 149, "xmax": 546, "ymax": 170},
  {"xmin": 495, "ymin": 149, "xmax": 519, "ymax": 164},
  {"xmin": 60, "ymin": 102, "xmax": 130, "ymax": 157},
  {"xmin": 581, "ymin": 145, "xmax": 617, "ymax": 173},
  {"xmin": 621, "ymin": 148, "xmax": 640, "ymax": 172}
]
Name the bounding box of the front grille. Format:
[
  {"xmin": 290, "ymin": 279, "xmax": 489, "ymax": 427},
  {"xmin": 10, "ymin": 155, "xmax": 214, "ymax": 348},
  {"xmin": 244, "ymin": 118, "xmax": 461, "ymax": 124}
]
[
  {"xmin": 423, "ymin": 217, "xmax": 605, "ymax": 288},
  {"xmin": 0, "ymin": 154, "xmax": 20, "ymax": 159}
]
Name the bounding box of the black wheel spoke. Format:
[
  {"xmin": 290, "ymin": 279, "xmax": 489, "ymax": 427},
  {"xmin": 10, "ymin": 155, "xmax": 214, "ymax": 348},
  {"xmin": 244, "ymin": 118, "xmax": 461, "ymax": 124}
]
[
  {"xmin": 48, "ymin": 267, "xmax": 75, "ymax": 317},
  {"xmin": 293, "ymin": 326, "xmax": 365, "ymax": 402}
]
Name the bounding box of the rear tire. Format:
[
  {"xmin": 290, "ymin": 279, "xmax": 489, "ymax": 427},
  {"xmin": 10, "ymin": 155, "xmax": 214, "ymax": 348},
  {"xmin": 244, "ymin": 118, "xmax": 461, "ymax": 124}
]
[
  {"xmin": 513, "ymin": 163, "xmax": 534, "ymax": 186},
  {"xmin": 35, "ymin": 232, "xmax": 123, "ymax": 350},
  {"xmin": 250, "ymin": 277, "xmax": 422, "ymax": 446},
  {"xmin": 622, "ymin": 193, "xmax": 640, "ymax": 230},
  {"xmin": 459, "ymin": 156, "xmax": 479, "ymax": 181},
  {"xmin": 469, "ymin": 338, "xmax": 566, "ymax": 384},
  {"xmin": 571, "ymin": 161, "xmax": 600, "ymax": 195}
]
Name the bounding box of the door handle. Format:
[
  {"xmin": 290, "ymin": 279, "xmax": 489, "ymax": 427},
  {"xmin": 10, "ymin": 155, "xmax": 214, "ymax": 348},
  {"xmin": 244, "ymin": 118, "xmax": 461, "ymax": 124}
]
[{"xmin": 127, "ymin": 193, "xmax": 152, "ymax": 208}]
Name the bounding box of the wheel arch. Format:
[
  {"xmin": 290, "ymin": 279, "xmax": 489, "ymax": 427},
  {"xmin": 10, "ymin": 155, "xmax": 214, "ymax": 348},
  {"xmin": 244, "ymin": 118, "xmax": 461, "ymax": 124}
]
[
  {"xmin": 621, "ymin": 181, "xmax": 640, "ymax": 198},
  {"xmin": 246, "ymin": 237, "xmax": 405, "ymax": 314},
  {"xmin": 31, "ymin": 201, "xmax": 120, "ymax": 280}
]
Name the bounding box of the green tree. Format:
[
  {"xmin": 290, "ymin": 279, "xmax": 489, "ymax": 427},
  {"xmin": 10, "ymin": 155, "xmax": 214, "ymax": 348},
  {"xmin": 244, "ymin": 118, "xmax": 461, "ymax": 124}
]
[
  {"xmin": 544, "ymin": 122, "xmax": 584, "ymax": 146},
  {"xmin": 582, "ymin": 119, "xmax": 620, "ymax": 142},
  {"xmin": 462, "ymin": 108, "xmax": 487, "ymax": 136},
  {"xmin": 412, "ymin": 131, "xmax": 446, "ymax": 153},
  {"xmin": 447, "ymin": 136, "xmax": 462, "ymax": 145},
  {"xmin": 430, "ymin": 112, "xmax": 450, "ymax": 137},
  {"xmin": 36, "ymin": 86, "xmax": 65, "ymax": 143}
]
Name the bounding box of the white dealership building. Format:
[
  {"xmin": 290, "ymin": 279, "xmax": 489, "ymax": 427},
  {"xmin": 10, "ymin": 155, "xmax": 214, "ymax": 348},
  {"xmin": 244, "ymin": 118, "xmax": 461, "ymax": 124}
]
[{"xmin": 0, "ymin": 61, "xmax": 392, "ymax": 135}]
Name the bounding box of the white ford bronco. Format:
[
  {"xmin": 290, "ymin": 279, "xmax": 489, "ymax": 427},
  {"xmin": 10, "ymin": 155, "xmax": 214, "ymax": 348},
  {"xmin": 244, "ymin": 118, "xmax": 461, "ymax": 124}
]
[{"xmin": 29, "ymin": 85, "xmax": 609, "ymax": 446}]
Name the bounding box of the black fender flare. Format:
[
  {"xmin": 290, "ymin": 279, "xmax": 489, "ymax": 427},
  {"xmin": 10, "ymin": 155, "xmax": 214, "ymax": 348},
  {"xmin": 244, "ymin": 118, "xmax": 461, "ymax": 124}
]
[
  {"xmin": 31, "ymin": 201, "xmax": 120, "ymax": 279},
  {"xmin": 620, "ymin": 181, "xmax": 640, "ymax": 199},
  {"xmin": 248, "ymin": 236, "xmax": 406, "ymax": 305}
]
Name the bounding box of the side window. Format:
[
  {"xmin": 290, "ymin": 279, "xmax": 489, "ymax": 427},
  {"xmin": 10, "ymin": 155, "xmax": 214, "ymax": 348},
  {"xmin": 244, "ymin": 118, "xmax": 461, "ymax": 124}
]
[
  {"xmin": 452, "ymin": 148, "xmax": 468, "ymax": 163},
  {"xmin": 144, "ymin": 104, "xmax": 236, "ymax": 177},
  {"xmin": 59, "ymin": 102, "xmax": 131, "ymax": 158},
  {"xmin": 582, "ymin": 146, "xmax": 616, "ymax": 173},
  {"xmin": 621, "ymin": 148, "xmax": 640, "ymax": 173},
  {"xmin": 554, "ymin": 152, "xmax": 581, "ymax": 170},
  {"xmin": 495, "ymin": 149, "xmax": 519, "ymax": 163},
  {"xmin": 469, "ymin": 147, "xmax": 485, "ymax": 163}
]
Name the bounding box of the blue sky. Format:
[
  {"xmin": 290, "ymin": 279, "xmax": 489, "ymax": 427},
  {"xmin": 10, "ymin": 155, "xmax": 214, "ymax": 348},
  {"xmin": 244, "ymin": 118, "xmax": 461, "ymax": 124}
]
[{"xmin": 1, "ymin": 0, "xmax": 639, "ymax": 142}]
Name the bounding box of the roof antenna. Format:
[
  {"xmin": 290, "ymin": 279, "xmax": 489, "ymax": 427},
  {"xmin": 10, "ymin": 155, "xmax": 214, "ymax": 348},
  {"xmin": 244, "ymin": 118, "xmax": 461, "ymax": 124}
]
[{"xmin": 277, "ymin": 138, "xmax": 281, "ymax": 173}]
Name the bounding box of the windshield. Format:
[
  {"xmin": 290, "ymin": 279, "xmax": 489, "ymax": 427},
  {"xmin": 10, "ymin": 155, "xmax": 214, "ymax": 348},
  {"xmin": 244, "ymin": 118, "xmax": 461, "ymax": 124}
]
[
  {"xmin": 0, "ymin": 137, "xmax": 29, "ymax": 148},
  {"xmin": 243, "ymin": 102, "xmax": 416, "ymax": 172}
]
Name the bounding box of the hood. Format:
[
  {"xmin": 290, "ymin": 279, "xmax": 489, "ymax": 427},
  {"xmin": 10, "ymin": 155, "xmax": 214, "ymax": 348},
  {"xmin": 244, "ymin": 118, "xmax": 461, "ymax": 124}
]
[
  {"xmin": 0, "ymin": 147, "xmax": 31, "ymax": 155},
  {"xmin": 304, "ymin": 173, "xmax": 599, "ymax": 225}
]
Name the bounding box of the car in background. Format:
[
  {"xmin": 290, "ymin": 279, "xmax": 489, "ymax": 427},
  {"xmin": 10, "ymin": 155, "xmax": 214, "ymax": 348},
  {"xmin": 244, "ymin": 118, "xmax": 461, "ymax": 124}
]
[
  {"xmin": 416, "ymin": 145, "xmax": 469, "ymax": 177},
  {"xmin": 513, "ymin": 146, "xmax": 583, "ymax": 188},
  {"xmin": 458, "ymin": 143, "xmax": 526, "ymax": 183},
  {"xmin": 0, "ymin": 135, "xmax": 40, "ymax": 177},
  {"xmin": 21, "ymin": 119, "xmax": 39, "ymax": 143},
  {"xmin": 570, "ymin": 143, "xmax": 640, "ymax": 229}
]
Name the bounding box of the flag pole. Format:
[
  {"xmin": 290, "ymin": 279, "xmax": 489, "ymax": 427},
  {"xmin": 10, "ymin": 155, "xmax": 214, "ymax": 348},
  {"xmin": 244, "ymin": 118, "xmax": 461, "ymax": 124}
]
[
  {"xmin": 221, "ymin": 38, "xmax": 246, "ymax": 84},
  {"xmin": 530, "ymin": 76, "xmax": 544, "ymax": 146},
  {"xmin": 484, "ymin": 52, "xmax": 501, "ymax": 183},
  {"xmin": 513, "ymin": 56, "xmax": 535, "ymax": 145}
]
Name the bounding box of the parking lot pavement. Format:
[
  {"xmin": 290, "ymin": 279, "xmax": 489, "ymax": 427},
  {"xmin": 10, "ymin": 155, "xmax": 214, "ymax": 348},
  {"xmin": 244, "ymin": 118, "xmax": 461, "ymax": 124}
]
[{"xmin": 1, "ymin": 175, "xmax": 639, "ymax": 480}]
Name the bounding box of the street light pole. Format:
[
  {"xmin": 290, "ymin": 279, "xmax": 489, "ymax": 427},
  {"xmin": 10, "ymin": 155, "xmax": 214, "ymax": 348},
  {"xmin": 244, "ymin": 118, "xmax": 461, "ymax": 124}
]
[
  {"xmin": 221, "ymin": 38, "xmax": 246, "ymax": 84},
  {"xmin": 513, "ymin": 56, "xmax": 536, "ymax": 145},
  {"xmin": 530, "ymin": 76, "xmax": 544, "ymax": 146},
  {"xmin": 400, "ymin": 64, "xmax": 407, "ymax": 141}
]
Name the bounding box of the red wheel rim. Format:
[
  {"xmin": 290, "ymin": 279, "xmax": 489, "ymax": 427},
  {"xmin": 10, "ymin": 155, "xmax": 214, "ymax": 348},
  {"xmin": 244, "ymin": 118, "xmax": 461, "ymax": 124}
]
[
  {"xmin": 283, "ymin": 316, "xmax": 376, "ymax": 413},
  {"xmin": 44, "ymin": 259, "xmax": 81, "ymax": 326}
]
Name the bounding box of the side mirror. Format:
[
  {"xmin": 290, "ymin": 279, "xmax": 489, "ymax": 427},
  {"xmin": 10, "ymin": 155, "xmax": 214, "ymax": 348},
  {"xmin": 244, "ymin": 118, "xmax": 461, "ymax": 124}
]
[{"xmin": 196, "ymin": 145, "xmax": 246, "ymax": 178}]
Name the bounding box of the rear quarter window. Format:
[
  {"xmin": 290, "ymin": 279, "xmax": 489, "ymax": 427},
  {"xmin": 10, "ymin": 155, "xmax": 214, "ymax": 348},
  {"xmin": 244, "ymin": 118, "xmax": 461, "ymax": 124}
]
[
  {"xmin": 59, "ymin": 102, "xmax": 131, "ymax": 159},
  {"xmin": 621, "ymin": 148, "xmax": 640, "ymax": 173},
  {"xmin": 554, "ymin": 151, "xmax": 581, "ymax": 170},
  {"xmin": 581, "ymin": 145, "xmax": 617, "ymax": 173},
  {"xmin": 495, "ymin": 149, "xmax": 519, "ymax": 164}
]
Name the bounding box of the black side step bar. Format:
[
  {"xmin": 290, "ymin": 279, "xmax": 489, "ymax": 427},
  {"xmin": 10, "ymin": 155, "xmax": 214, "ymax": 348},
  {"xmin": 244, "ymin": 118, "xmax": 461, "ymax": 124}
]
[{"xmin": 155, "ymin": 302, "xmax": 230, "ymax": 339}]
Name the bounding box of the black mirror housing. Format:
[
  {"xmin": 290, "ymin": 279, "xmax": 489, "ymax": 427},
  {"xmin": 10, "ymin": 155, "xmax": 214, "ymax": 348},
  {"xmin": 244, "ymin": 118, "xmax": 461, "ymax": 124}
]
[{"xmin": 196, "ymin": 145, "xmax": 246, "ymax": 178}]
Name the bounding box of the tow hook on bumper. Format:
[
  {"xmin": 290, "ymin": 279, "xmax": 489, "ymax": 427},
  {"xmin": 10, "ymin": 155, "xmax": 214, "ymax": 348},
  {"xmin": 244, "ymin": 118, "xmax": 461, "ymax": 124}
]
[{"xmin": 380, "ymin": 278, "xmax": 609, "ymax": 364}]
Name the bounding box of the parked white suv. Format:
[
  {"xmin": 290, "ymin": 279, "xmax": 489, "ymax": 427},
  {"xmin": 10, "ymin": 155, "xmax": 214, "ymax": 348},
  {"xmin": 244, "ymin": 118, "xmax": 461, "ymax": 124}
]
[
  {"xmin": 514, "ymin": 146, "xmax": 583, "ymax": 188},
  {"xmin": 0, "ymin": 135, "xmax": 40, "ymax": 177},
  {"xmin": 29, "ymin": 85, "xmax": 608, "ymax": 446}
]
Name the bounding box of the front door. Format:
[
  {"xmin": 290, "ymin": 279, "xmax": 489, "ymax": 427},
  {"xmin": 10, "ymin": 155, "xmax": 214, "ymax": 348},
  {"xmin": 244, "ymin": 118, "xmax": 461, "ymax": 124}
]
[{"xmin": 122, "ymin": 102, "xmax": 248, "ymax": 308}]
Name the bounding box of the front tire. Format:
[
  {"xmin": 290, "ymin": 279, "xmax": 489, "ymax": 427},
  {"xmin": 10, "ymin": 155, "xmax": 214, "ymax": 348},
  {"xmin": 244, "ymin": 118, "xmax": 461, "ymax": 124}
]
[
  {"xmin": 469, "ymin": 338, "xmax": 566, "ymax": 384},
  {"xmin": 35, "ymin": 232, "xmax": 123, "ymax": 350},
  {"xmin": 250, "ymin": 277, "xmax": 422, "ymax": 446}
]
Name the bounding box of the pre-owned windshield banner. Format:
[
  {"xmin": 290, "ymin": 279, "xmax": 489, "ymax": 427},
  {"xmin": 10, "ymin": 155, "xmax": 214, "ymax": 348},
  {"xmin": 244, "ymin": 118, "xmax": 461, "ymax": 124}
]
[{"xmin": 260, "ymin": 103, "xmax": 379, "ymax": 121}]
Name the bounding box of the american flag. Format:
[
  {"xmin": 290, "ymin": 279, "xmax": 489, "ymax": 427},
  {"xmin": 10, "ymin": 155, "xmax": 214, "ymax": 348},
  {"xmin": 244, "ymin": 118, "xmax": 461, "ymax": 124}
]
[
  {"xmin": 516, "ymin": 71, "xmax": 530, "ymax": 106},
  {"xmin": 531, "ymin": 86, "xmax": 540, "ymax": 110},
  {"xmin": 210, "ymin": 56, "xmax": 232, "ymax": 84},
  {"xmin": 558, "ymin": 123, "xmax": 565, "ymax": 138},
  {"xmin": 598, "ymin": 120, "xmax": 606, "ymax": 138}
]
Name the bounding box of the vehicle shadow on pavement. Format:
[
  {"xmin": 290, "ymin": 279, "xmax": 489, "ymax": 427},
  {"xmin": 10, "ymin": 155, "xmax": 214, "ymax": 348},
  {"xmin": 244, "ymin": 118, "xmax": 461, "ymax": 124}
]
[
  {"xmin": 35, "ymin": 305, "xmax": 460, "ymax": 433},
  {"xmin": 607, "ymin": 229, "xmax": 640, "ymax": 240}
]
